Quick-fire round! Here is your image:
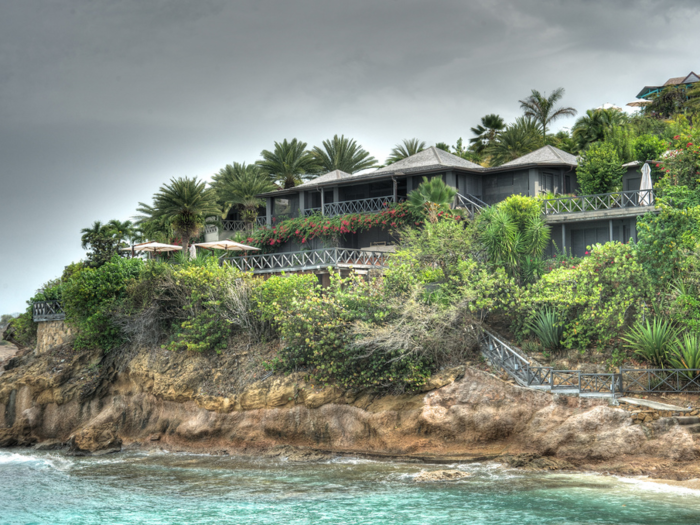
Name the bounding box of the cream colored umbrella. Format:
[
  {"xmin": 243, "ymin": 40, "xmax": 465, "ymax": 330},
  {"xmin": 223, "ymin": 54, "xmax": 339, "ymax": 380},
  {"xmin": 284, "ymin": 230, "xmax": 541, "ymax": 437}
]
[
  {"xmin": 640, "ymin": 163, "xmax": 654, "ymax": 206},
  {"xmin": 120, "ymin": 241, "xmax": 183, "ymax": 253},
  {"xmin": 626, "ymin": 100, "xmax": 652, "ymax": 107},
  {"xmin": 193, "ymin": 240, "xmax": 260, "ymax": 251}
]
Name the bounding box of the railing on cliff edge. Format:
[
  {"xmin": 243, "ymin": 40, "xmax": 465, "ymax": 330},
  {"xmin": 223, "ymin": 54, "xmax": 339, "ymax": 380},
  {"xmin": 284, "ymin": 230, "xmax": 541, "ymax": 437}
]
[
  {"xmin": 478, "ymin": 328, "xmax": 700, "ymax": 395},
  {"xmin": 32, "ymin": 300, "xmax": 65, "ymax": 322},
  {"xmin": 225, "ymin": 247, "xmax": 388, "ymax": 274}
]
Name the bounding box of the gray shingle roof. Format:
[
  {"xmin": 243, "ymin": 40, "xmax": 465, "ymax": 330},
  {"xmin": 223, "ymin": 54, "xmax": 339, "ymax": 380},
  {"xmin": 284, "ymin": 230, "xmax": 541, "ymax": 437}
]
[
  {"xmin": 498, "ymin": 145, "xmax": 578, "ymax": 168},
  {"xmin": 372, "ymin": 146, "xmax": 482, "ymax": 175},
  {"xmin": 297, "ymin": 169, "xmax": 352, "ymax": 187}
]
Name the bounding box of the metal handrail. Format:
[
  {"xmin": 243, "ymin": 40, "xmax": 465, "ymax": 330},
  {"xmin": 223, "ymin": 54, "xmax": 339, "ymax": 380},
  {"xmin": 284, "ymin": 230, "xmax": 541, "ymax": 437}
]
[
  {"xmin": 620, "ymin": 368, "xmax": 700, "ymax": 393},
  {"xmin": 222, "ymin": 218, "xmax": 267, "ymax": 231},
  {"xmin": 454, "ymin": 193, "xmax": 487, "ymax": 218},
  {"xmin": 322, "ymin": 195, "xmax": 401, "ymax": 217},
  {"xmin": 542, "ymin": 189, "xmax": 655, "ymax": 215},
  {"xmin": 32, "ymin": 300, "xmax": 65, "ymax": 322},
  {"xmin": 225, "ymin": 247, "xmax": 388, "ymax": 274}
]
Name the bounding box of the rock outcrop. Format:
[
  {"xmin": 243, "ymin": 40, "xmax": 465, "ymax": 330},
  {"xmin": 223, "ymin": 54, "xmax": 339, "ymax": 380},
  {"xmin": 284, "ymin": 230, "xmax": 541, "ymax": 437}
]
[{"xmin": 1, "ymin": 343, "xmax": 700, "ymax": 479}]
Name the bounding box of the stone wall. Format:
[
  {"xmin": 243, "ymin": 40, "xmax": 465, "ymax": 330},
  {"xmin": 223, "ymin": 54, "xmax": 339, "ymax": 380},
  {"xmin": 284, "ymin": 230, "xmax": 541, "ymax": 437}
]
[{"xmin": 36, "ymin": 321, "xmax": 74, "ymax": 355}]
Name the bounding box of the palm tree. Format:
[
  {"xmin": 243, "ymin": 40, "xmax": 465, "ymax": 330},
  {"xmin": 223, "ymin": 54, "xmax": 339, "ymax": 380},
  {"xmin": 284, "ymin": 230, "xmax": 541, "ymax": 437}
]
[
  {"xmin": 407, "ymin": 176, "xmax": 457, "ymax": 222},
  {"xmin": 385, "ymin": 138, "xmax": 426, "ymax": 165},
  {"xmin": 469, "ymin": 114, "xmax": 506, "ymax": 152},
  {"xmin": 106, "ymin": 219, "xmax": 136, "ymax": 245},
  {"xmin": 257, "ymin": 138, "xmax": 319, "ymax": 189},
  {"xmin": 487, "ymin": 117, "xmax": 543, "ymax": 166},
  {"xmin": 138, "ymin": 177, "xmax": 221, "ymax": 253},
  {"xmin": 571, "ymin": 108, "xmax": 626, "ymax": 151},
  {"xmin": 519, "ymin": 88, "xmax": 577, "ymax": 139},
  {"xmin": 210, "ymin": 162, "xmax": 276, "ymax": 224},
  {"xmin": 311, "ymin": 135, "xmax": 378, "ymax": 173},
  {"xmin": 80, "ymin": 221, "xmax": 105, "ymax": 250}
]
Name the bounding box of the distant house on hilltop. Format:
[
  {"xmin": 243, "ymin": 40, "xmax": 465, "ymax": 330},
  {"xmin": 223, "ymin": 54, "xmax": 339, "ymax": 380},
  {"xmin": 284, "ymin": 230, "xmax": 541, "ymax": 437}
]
[{"xmin": 635, "ymin": 71, "xmax": 700, "ymax": 100}]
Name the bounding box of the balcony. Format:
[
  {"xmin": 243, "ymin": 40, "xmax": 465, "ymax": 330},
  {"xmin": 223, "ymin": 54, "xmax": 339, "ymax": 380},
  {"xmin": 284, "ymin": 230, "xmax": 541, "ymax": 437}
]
[
  {"xmin": 222, "ymin": 217, "xmax": 267, "ymax": 232},
  {"xmin": 542, "ymin": 189, "xmax": 656, "ymax": 222},
  {"xmin": 226, "ymin": 247, "xmax": 388, "ymax": 274},
  {"xmin": 32, "ymin": 300, "xmax": 65, "ymax": 322},
  {"xmin": 301, "ymin": 196, "xmax": 403, "ymax": 218}
]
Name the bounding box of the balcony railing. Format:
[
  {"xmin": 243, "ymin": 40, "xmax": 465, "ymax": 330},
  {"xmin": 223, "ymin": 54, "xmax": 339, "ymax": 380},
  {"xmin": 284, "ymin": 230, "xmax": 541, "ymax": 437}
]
[
  {"xmin": 454, "ymin": 193, "xmax": 488, "ymax": 218},
  {"xmin": 222, "ymin": 217, "xmax": 267, "ymax": 232},
  {"xmin": 543, "ymin": 189, "xmax": 655, "ymax": 215},
  {"xmin": 322, "ymin": 196, "xmax": 402, "ymax": 217},
  {"xmin": 32, "ymin": 300, "xmax": 65, "ymax": 322},
  {"xmin": 226, "ymin": 247, "xmax": 387, "ymax": 274}
]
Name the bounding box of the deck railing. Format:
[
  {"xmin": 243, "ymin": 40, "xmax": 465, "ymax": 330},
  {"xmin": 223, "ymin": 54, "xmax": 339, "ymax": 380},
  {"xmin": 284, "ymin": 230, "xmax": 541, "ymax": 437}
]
[
  {"xmin": 454, "ymin": 193, "xmax": 488, "ymax": 218},
  {"xmin": 322, "ymin": 195, "xmax": 402, "ymax": 217},
  {"xmin": 620, "ymin": 368, "xmax": 700, "ymax": 393},
  {"xmin": 226, "ymin": 247, "xmax": 387, "ymax": 274},
  {"xmin": 543, "ymin": 189, "xmax": 655, "ymax": 215},
  {"xmin": 222, "ymin": 217, "xmax": 267, "ymax": 231},
  {"xmin": 32, "ymin": 300, "xmax": 65, "ymax": 322}
]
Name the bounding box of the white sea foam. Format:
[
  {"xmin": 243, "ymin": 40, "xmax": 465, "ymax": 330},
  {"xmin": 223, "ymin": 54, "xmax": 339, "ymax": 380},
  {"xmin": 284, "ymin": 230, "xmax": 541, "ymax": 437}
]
[
  {"xmin": 615, "ymin": 476, "xmax": 700, "ymax": 496},
  {"xmin": 0, "ymin": 451, "xmax": 72, "ymax": 471}
]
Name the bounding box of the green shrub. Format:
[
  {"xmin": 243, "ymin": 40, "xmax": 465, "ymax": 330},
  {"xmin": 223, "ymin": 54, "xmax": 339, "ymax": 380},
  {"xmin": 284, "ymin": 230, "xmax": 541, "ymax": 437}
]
[
  {"xmin": 576, "ymin": 142, "xmax": 625, "ymax": 195},
  {"xmin": 525, "ymin": 307, "xmax": 563, "ymax": 351},
  {"xmin": 621, "ymin": 318, "xmax": 678, "ymax": 367},
  {"xmin": 254, "ymin": 273, "xmax": 319, "ymax": 331}
]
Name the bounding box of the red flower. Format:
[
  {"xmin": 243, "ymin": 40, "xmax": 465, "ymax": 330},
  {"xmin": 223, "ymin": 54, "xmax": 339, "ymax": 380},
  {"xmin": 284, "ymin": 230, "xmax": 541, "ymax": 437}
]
[
  {"xmin": 674, "ymin": 135, "xmax": 680, "ymax": 140},
  {"xmin": 302, "ymin": 238, "xmax": 306, "ymax": 243},
  {"xmin": 585, "ymin": 251, "xmax": 589, "ymax": 255},
  {"xmin": 689, "ymin": 143, "xmax": 694, "ymax": 147}
]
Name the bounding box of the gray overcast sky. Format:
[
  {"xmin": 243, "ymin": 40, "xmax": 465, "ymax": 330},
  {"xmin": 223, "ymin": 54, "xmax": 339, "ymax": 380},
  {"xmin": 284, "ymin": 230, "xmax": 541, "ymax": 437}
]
[{"xmin": 1, "ymin": 0, "xmax": 699, "ymax": 313}]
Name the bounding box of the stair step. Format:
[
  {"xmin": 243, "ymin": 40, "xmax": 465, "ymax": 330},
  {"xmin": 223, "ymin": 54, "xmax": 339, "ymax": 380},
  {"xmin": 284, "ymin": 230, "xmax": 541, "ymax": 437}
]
[
  {"xmin": 675, "ymin": 417, "xmax": 700, "ymax": 426},
  {"xmin": 683, "ymin": 423, "xmax": 700, "ymax": 434}
]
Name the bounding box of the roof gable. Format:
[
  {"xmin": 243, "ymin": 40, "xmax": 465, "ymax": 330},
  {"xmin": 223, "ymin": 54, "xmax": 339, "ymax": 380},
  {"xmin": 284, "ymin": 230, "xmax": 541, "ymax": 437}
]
[
  {"xmin": 297, "ymin": 169, "xmax": 352, "ymax": 187},
  {"xmin": 498, "ymin": 145, "xmax": 578, "ymax": 168},
  {"xmin": 373, "ymin": 146, "xmax": 482, "ymax": 175},
  {"xmin": 681, "ymin": 72, "xmax": 700, "ymax": 84}
]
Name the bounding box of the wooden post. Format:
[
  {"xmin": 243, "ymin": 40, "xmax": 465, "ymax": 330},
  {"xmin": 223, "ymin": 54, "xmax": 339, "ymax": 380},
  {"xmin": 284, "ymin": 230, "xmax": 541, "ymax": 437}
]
[
  {"xmin": 266, "ymin": 198, "xmax": 273, "ymax": 226},
  {"xmin": 609, "ymin": 219, "xmax": 613, "ymax": 242},
  {"xmin": 392, "ymin": 177, "xmax": 397, "ymax": 202},
  {"xmin": 561, "ymin": 224, "xmax": 566, "ymax": 255},
  {"xmin": 321, "ymin": 190, "xmax": 325, "ymax": 216}
]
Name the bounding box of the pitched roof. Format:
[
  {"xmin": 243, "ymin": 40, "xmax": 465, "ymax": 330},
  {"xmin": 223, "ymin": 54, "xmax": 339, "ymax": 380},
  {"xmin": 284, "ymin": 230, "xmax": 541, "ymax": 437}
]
[
  {"xmin": 664, "ymin": 76, "xmax": 687, "ymax": 86},
  {"xmin": 499, "ymin": 145, "xmax": 578, "ymax": 168},
  {"xmin": 372, "ymin": 146, "xmax": 482, "ymax": 175},
  {"xmin": 297, "ymin": 169, "xmax": 352, "ymax": 187}
]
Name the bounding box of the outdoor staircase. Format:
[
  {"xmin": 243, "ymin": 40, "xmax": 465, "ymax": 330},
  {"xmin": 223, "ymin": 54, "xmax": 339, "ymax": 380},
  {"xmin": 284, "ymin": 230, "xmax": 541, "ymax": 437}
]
[
  {"xmin": 478, "ymin": 329, "xmax": 619, "ymax": 399},
  {"xmin": 454, "ymin": 193, "xmax": 488, "ymax": 219}
]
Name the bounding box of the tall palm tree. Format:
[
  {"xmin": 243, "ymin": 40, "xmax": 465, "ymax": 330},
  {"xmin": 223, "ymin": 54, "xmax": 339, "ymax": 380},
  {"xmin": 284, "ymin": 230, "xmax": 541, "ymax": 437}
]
[
  {"xmin": 572, "ymin": 108, "xmax": 626, "ymax": 151},
  {"xmin": 257, "ymin": 138, "xmax": 319, "ymax": 189},
  {"xmin": 469, "ymin": 114, "xmax": 506, "ymax": 152},
  {"xmin": 311, "ymin": 135, "xmax": 378, "ymax": 173},
  {"xmin": 106, "ymin": 219, "xmax": 136, "ymax": 245},
  {"xmin": 210, "ymin": 162, "xmax": 276, "ymax": 224},
  {"xmin": 487, "ymin": 117, "xmax": 543, "ymax": 166},
  {"xmin": 137, "ymin": 177, "xmax": 221, "ymax": 253},
  {"xmin": 80, "ymin": 221, "xmax": 105, "ymax": 250},
  {"xmin": 385, "ymin": 138, "xmax": 426, "ymax": 165},
  {"xmin": 519, "ymin": 88, "xmax": 577, "ymax": 139}
]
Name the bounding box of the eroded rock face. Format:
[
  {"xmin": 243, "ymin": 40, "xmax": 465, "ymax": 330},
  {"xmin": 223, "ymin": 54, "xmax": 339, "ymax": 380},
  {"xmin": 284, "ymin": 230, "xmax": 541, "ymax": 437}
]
[
  {"xmin": 0, "ymin": 345, "xmax": 699, "ymax": 474},
  {"xmin": 414, "ymin": 469, "xmax": 470, "ymax": 482}
]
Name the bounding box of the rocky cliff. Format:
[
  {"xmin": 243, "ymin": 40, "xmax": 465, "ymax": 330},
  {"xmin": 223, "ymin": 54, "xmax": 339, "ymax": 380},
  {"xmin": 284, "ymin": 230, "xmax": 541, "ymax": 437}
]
[{"xmin": 2, "ymin": 341, "xmax": 700, "ymax": 479}]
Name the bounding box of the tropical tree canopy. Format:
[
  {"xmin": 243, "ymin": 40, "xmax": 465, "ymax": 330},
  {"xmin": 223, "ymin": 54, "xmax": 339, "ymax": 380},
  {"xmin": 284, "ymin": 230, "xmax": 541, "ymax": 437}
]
[
  {"xmin": 210, "ymin": 162, "xmax": 276, "ymax": 223},
  {"xmin": 469, "ymin": 114, "xmax": 506, "ymax": 153},
  {"xmin": 137, "ymin": 176, "xmax": 221, "ymax": 253},
  {"xmin": 386, "ymin": 138, "xmax": 426, "ymax": 165},
  {"xmin": 311, "ymin": 134, "xmax": 378, "ymax": 173},
  {"xmin": 258, "ymin": 138, "xmax": 319, "ymax": 189},
  {"xmin": 519, "ymin": 88, "xmax": 577, "ymax": 139},
  {"xmin": 80, "ymin": 220, "xmax": 130, "ymax": 267},
  {"xmin": 572, "ymin": 108, "xmax": 626, "ymax": 151},
  {"xmin": 487, "ymin": 117, "xmax": 543, "ymax": 166}
]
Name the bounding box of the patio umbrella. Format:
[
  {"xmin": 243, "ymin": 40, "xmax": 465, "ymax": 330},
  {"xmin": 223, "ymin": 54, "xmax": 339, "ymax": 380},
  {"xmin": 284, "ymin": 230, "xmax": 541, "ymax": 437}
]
[
  {"xmin": 640, "ymin": 163, "xmax": 654, "ymax": 206},
  {"xmin": 626, "ymin": 100, "xmax": 652, "ymax": 107},
  {"xmin": 193, "ymin": 240, "xmax": 260, "ymax": 251},
  {"xmin": 189, "ymin": 244, "xmax": 197, "ymax": 259},
  {"xmin": 119, "ymin": 241, "xmax": 183, "ymax": 253}
]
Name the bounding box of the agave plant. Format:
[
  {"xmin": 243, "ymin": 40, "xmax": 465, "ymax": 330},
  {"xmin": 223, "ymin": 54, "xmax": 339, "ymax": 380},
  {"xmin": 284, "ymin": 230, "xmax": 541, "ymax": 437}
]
[
  {"xmin": 525, "ymin": 307, "xmax": 564, "ymax": 351},
  {"xmin": 621, "ymin": 318, "xmax": 679, "ymax": 367},
  {"xmin": 669, "ymin": 333, "xmax": 700, "ymax": 374}
]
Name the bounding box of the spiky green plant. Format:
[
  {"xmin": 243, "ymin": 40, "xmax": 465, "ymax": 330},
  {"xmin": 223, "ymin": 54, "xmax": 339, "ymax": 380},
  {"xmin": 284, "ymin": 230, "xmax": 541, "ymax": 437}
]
[
  {"xmin": 407, "ymin": 177, "xmax": 457, "ymax": 222},
  {"xmin": 311, "ymin": 135, "xmax": 378, "ymax": 173},
  {"xmin": 621, "ymin": 318, "xmax": 679, "ymax": 367},
  {"xmin": 386, "ymin": 138, "xmax": 426, "ymax": 164},
  {"xmin": 258, "ymin": 138, "xmax": 320, "ymax": 189},
  {"xmin": 525, "ymin": 307, "xmax": 564, "ymax": 350},
  {"xmin": 210, "ymin": 162, "xmax": 276, "ymax": 224},
  {"xmin": 669, "ymin": 333, "xmax": 700, "ymax": 375}
]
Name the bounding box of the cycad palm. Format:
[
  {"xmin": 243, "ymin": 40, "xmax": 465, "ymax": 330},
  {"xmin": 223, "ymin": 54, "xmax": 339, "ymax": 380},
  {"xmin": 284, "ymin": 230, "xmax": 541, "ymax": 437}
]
[
  {"xmin": 487, "ymin": 117, "xmax": 543, "ymax": 166},
  {"xmin": 469, "ymin": 114, "xmax": 506, "ymax": 152},
  {"xmin": 137, "ymin": 177, "xmax": 221, "ymax": 253},
  {"xmin": 211, "ymin": 163, "xmax": 276, "ymax": 224},
  {"xmin": 386, "ymin": 138, "xmax": 426, "ymax": 164},
  {"xmin": 257, "ymin": 138, "xmax": 319, "ymax": 189},
  {"xmin": 311, "ymin": 135, "xmax": 378, "ymax": 173},
  {"xmin": 572, "ymin": 108, "xmax": 626, "ymax": 151},
  {"xmin": 519, "ymin": 88, "xmax": 577, "ymax": 139},
  {"xmin": 407, "ymin": 176, "xmax": 457, "ymax": 222}
]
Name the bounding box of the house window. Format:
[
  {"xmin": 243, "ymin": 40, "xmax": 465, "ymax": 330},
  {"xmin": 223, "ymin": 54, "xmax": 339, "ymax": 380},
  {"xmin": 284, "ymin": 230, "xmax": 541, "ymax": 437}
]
[{"xmin": 539, "ymin": 172, "xmax": 554, "ymax": 194}]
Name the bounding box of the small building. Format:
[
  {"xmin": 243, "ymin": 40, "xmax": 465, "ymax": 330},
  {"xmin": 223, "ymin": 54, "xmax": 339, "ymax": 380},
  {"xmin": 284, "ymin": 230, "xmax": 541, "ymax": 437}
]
[
  {"xmin": 213, "ymin": 145, "xmax": 656, "ymax": 276},
  {"xmin": 635, "ymin": 72, "xmax": 700, "ymax": 100}
]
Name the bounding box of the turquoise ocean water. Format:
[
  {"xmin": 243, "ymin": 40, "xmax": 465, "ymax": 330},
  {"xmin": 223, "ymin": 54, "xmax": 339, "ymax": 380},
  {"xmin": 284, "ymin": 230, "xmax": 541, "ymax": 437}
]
[{"xmin": 2, "ymin": 449, "xmax": 699, "ymax": 524}]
